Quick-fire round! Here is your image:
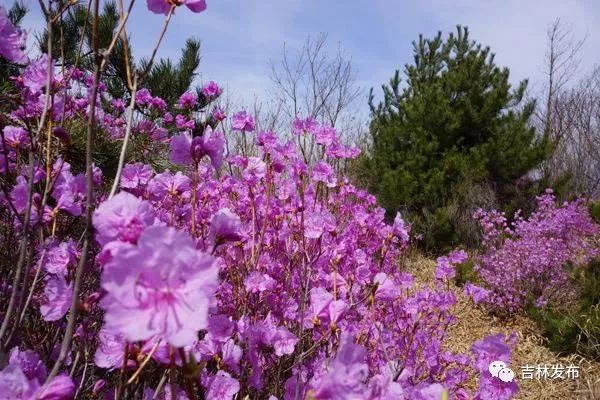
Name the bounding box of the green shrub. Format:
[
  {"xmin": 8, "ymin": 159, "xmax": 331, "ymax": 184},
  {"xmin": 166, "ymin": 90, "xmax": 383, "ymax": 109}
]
[
  {"xmin": 454, "ymin": 258, "xmax": 478, "ymax": 287},
  {"xmin": 528, "ymin": 257, "xmax": 600, "ymax": 360},
  {"xmin": 590, "ymin": 201, "xmax": 600, "ymax": 224}
]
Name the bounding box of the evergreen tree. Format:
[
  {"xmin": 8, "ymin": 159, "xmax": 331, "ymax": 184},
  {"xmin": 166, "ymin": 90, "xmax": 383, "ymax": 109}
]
[
  {"xmin": 38, "ymin": 0, "xmax": 201, "ymax": 101},
  {"xmin": 364, "ymin": 26, "xmax": 552, "ymax": 250}
]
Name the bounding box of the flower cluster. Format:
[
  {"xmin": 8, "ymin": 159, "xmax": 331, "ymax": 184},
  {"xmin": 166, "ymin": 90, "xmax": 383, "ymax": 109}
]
[
  {"xmin": 0, "ymin": 2, "xmax": 526, "ymax": 399},
  {"xmin": 471, "ymin": 190, "xmax": 599, "ymax": 312}
]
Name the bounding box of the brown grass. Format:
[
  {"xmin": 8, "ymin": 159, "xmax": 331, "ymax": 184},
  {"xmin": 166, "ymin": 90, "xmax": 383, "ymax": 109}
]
[{"xmin": 407, "ymin": 255, "xmax": 600, "ymax": 400}]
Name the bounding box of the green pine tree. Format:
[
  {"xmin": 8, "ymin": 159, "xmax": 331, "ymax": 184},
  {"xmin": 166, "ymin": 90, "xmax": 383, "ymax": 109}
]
[
  {"xmin": 364, "ymin": 26, "xmax": 552, "ymax": 251},
  {"xmin": 38, "ymin": 0, "xmax": 201, "ymax": 102}
]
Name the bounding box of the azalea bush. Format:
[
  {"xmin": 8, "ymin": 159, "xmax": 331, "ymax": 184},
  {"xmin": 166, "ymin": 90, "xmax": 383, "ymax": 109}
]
[
  {"xmin": 0, "ymin": 1, "xmax": 525, "ymax": 399},
  {"xmin": 469, "ymin": 190, "xmax": 599, "ymax": 314}
]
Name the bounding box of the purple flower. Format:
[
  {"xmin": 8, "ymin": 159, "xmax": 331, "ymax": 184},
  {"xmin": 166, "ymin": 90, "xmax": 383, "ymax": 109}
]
[
  {"xmin": 202, "ymin": 81, "xmax": 222, "ymax": 98},
  {"xmin": 51, "ymin": 127, "xmax": 70, "ymax": 144},
  {"xmin": 8, "ymin": 348, "xmax": 46, "ymax": 383},
  {"xmin": 311, "ymin": 334, "xmax": 370, "ymax": 399},
  {"xmin": 205, "ymin": 371, "xmax": 240, "ymax": 400},
  {"xmin": 374, "ymin": 273, "xmax": 400, "ymax": 301},
  {"xmin": 40, "ymin": 275, "xmax": 73, "ymax": 321},
  {"xmin": 93, "ymin": 192, "xmax": 155, "ymax": 246},
  {"xmin": 120, "ymin": 163, "xmax": 154, "ymax": 189},
  {"xmin": 471, "ymin": 334, "xmax": 512, "ymax": 373},
  {"xmin": 392, "ymin": 212, "xmax": 410, "ymax": 244},
  {"xmin": 177, "ymin": 91, "xmax": 198, "ymax": 109},
  {"xmin": 94, "ymin": 328, "xmax": 125, "ymax": 370},
  {"xmin": 435, "ymin": 256, "xmax": 456, "ymax": 281},
  {"xmin": 448, "ymin": 249, "xmax": 468, "ymax": 264},
  {"xmin": 304, "ymin": 211, "xmax": 336, "ymax": 239},
  {"xmin": 312, "ymin": 162, "xmax": 337, "ymax": 188},
  {"xmin": 101, "ymin": 225, "xmax": 219, "ymax": 347},
  {"xmin": 208, "ymin": 208, "xmax": 244, "ymax": 246},
  {"xmin": 212, "ymin": 107, "xmax": 226, "ymax": 121},
  {"xmin": 170, "ymin": 127, "xmax": 225, "ymax": 169},
  {"xmin": 3, "ymin": 126, "xmax": 30, "ymax": 149},
  {"xmin": 464, "ymin": 283, "xmax": 490, "ymax": 304},
  {"xmin": 292, "ymin": 117, "xmax": 318, "ymax": 135},
  {"xmin": 0, "ymin": 6, "xmax": 27, "ymax": 63},
  {"xmin": 43, "ymin": 240, "xmax": 78, "ymax": 275},
  {"xmin": 135, "ymin": 88, "xmax": 152, "ymax": 105},
  {"xmin": 244, "ymin": 272, "xmax": 276, "ymax": 294},
  {"xmin": 231, "ymin": 111, "xmax": 255, "ymax": 132},
  {"xmin": 36, "ymin": 375, "xmax": 75, "ymax": 400},
  {"xmin": 147, "ymin": 0, "xmax": 207, "ymax": 15},
  {"xmin": 0, "ymin": 364, "xmax": 39, "ymax": 399}
]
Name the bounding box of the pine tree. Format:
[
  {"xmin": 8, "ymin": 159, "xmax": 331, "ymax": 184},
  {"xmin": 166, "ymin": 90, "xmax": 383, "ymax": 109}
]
[
  {"xmin": 364, "ymin": 26, "xmax": 552, "ymax": 250},
  {"xmin": 38, "ymin": 0, "xmax": 201, "ymax": 101}
]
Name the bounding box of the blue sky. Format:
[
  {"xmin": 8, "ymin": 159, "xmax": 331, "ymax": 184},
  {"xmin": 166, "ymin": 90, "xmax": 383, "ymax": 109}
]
[{"xmin": 20, "ymin": 0, "xmax": 600, "ymax": 116}]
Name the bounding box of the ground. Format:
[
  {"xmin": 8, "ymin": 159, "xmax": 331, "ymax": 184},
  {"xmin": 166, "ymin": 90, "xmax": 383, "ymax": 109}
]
[{"xmin": 407, "ymin": 256, "xmax": 600, "ymax": 400}]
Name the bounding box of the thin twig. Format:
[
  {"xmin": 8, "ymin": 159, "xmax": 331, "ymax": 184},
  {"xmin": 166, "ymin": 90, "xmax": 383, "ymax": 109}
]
[
  {"xmin": 109, "ymin": 76, "xmax": 138, "ymax": 198},
  {"xmin": 46, "ymin": 0, "xmax": 101, "ymax": 381}
]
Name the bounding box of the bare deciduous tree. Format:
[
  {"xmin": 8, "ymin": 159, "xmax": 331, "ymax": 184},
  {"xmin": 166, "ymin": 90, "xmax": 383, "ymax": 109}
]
[
  {"xmin": 537, "ymin": 19, "xmax": 600, "ymax": 197},
  {"xmin": 269, "ymin": 33, "xmax": 362, "ymax": 129}
]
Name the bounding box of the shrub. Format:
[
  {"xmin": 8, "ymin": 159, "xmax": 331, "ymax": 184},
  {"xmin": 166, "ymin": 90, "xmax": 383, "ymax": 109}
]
[
  {"xmin": 471, "ymin": 191, "xmax": 599, "ymax": 314},
  {"xmin": 528, "ymin": 257, "xmax": 600, "ymax": 360}
]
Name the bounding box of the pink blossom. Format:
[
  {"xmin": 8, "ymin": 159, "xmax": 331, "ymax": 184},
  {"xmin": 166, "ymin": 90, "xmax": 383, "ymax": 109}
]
[
  {"xmin": 208, "ymin": 208, "xmax": 244, "ymax": 246},
  {"xmin": 177, "ymin": 91, "xmax": 198, "ymax": 109},
  {"xmin": 147, "ymin": 0, "xmax": 207, "ymax": 15},
  {"xmin": 204, "ymin": 371, "xmax": 240, "ymax": 400},
  {"xmin": 202, "ymin": 81, "xmax": 222, "ymax": 98},
  {"xmin": 2, "ymin": 126, "xmax": 30, "ymax": 149},
  {"xmin": 0, "ymin": 6, "xmax": 27, "ymax": 63},
  {"xmin": 93, "ymin": 192, "xmax": 155, "ymax": 246},
  {"xmin": 101, "ymin": 225, "xmax": 219, "ymax": 347},
  {"xmin": 40, "ymin": 275, "xmax": 73, "ymax": 322},
  {"xmin": 231, "ymin": 111, "xmax": 255, "ymax": 132},
  {"xmin": 212, "ymin": 107, "xmax": 226, "ymax": 121}
]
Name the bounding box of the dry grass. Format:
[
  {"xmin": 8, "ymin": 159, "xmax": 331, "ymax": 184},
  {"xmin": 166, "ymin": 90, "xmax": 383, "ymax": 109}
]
[{"xmin": 406, "ymin": 255, "xmax": 600, "ymax": 400}]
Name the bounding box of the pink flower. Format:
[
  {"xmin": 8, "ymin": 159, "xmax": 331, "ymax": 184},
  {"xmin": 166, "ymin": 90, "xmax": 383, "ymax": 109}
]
[
  {"xmin": 120, "ymin": 163, "xmax": 154, "ymax": 189},
  {"xmin": 242, "ymin": 157, "xmax": 266, "ymax": 182},
  {"xmin": 312, "ymin": 161, "xmax": 337, "ymax": 188},
  {"xmin": 8, "ymin": 348, "xmax": 46, "ymax": 383},
  {"xmin": 231, "ymin": 111, "xmax": 255, "ymax": 132},
  {"xmin": 208, "ymin": 208, "xmax": 244, "ymax": 246},
  {"xmin": 36, "ymin": 375, "xmax": 76, "ymax": 400},
  {"xmin": 43, "ymin": 240, "xmax": 78, "ymax": 275},
  {"xmin": 2, "ymin": 126, "xmax": 30, "ymax": 149},
  {"xmin": 147, "ymin": 0, "xmax": 207, "ymax": 15},
  {"xmin": 392, "ymin": 212, "xmax": 410, "ymax": 244},
  {"xmin": 244, "ymin": 272, "xmax": 276, "ymax": 294},
  {"xmin": 135, "ymin": 88, "xmax": 152, "ymax": 105},
  {"xmin": 94, "ymin": 328, "xmax": 126, "ymax": 370},
  {"xmin": 304, "ymin": 211, "xmax": 336, "ymax": 239},
  {"xmin": 101, "ymin": 225, "xmax": 219, "ymax": 347},
  {"xmin": 170, "ymin": 127, "xmax": 225, "ymax": 169},
  {"xmin": 202, "ymin": 81, "xmax": 222, "ymax": 98},
  {"xmin": 93, "ymin": 192, "xmax": 155, "ymax": 246},
  {"xmin": 212, "ymin": 107, "xmax": 226, "ymax": 121},
  {"xmin": 292, "ymin": 117, "xmax": 318, "ymax": 135},
  {"xmin": 0, "ymin": 6, "xmax": 27, "ymax": 63},
  {"xmin": 177, "ymin": 91, "xmax": 198, "ymax": 109},
  {"xmin": 40, "ymin": 275, "xmax": 73, "ymax": 322},
  {"xmin": 204, "ymin": 371, "xmax": 240, "ymax": 400}
]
